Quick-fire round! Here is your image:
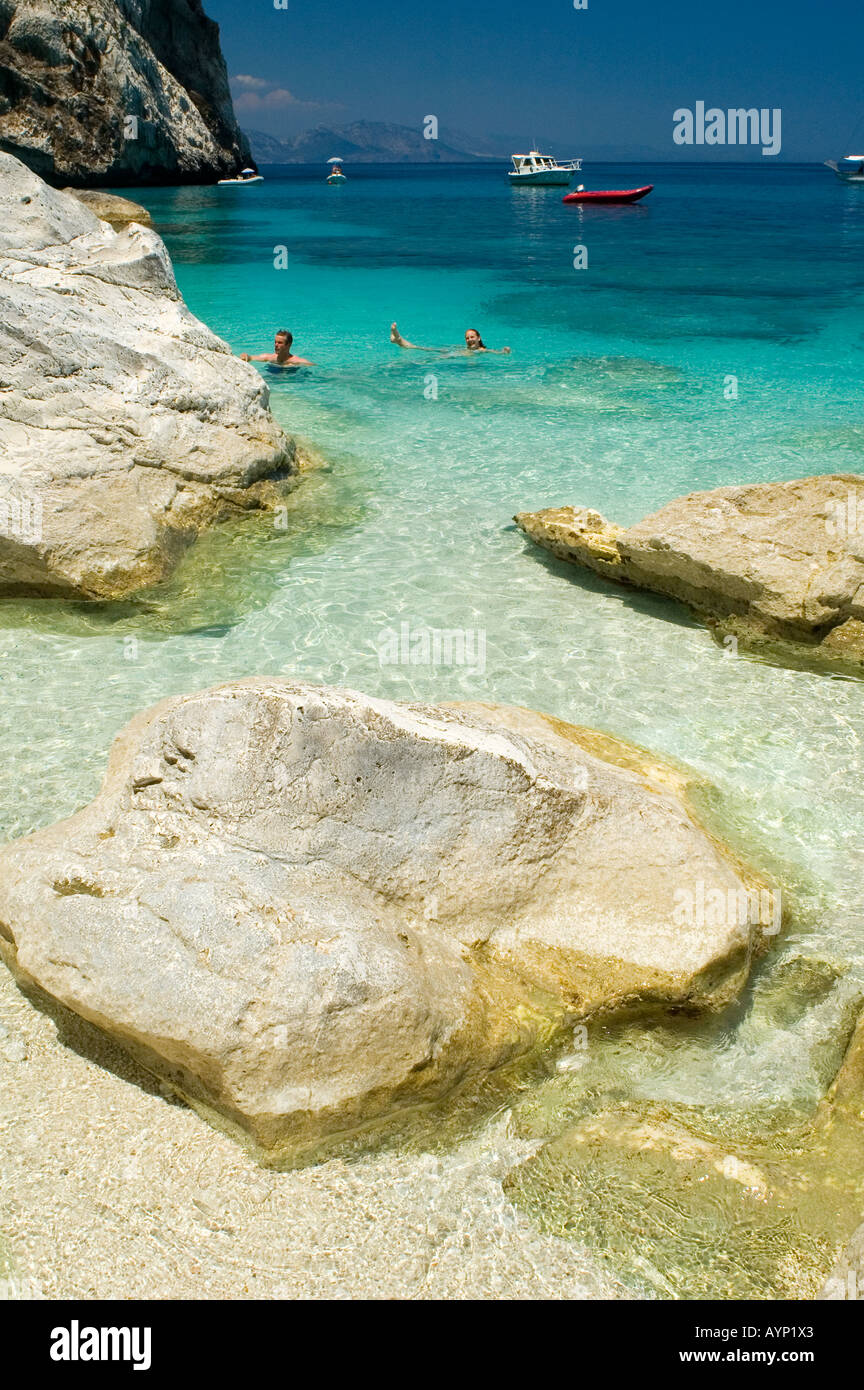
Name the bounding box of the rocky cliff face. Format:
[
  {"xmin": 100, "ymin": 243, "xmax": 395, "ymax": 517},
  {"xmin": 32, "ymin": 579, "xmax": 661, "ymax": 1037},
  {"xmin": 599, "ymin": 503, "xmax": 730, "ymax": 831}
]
[{"xmin": 0, "ymin": 0, "xmax": 252, "ymax": 185}]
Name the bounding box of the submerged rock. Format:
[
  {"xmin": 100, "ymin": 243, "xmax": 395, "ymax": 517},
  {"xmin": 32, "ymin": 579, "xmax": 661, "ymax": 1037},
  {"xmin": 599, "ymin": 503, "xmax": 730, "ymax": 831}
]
[
  {"xmin": 0, "ymin": 680, "xmax": 775, "ymax": 1157},
  {"xmin": 0, "ymin": 154, "xmax": 296, "ymax": 600},
  {"xmin": 516, "ymin": 474, "xmax": 864, "ymax": 673},
  {"xmin": 567, "ymin": 355, "xmax": 684, "ymax": 387},
  {"xmin": 505, "ymin": 1012, "xmax": 864, "ymax": 1299},
  {"xmin": 0, "ymin": 0, "xmax": 252, "ymax": 186}
]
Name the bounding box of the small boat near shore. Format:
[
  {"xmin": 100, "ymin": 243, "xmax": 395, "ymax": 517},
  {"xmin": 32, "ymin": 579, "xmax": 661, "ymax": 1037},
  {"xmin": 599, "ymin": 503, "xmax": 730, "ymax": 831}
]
[
  {"xmin": 217, "ymin": 167, "xmax": 263, "ymax": 186},
  {"xmin": 327, "ymin": 156, "xmax": 347, "ymax": 185},
  {"xmin": 563, "ymin": 184, "xmax": 653, "ymax": 204},
  {"xmin": 509, "ymin": 151, "xmax": 582, "ymax": 186},
  {"xmin": 825, "ymin": 156, "xmax": 864, "ymax": 183}
]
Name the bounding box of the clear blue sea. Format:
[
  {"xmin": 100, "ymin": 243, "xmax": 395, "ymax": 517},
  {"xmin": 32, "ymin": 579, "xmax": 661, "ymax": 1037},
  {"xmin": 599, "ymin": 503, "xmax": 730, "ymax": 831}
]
[{"xmin": 4, "ymin": 161, "xmax": 864, "ymax": 1161}]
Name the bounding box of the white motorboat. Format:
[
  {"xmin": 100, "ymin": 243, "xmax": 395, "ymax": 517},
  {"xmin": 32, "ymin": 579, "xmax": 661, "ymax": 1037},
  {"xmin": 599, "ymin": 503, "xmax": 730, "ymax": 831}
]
[
  {"xmin": 217, "ymin": 168, "xmax": 264, "ymax": 186},
  {"xmin": 825, "ymin": 155, "xmax": 864, "ymax": 183},
  {"xmin": 509, "ymin": 151, "xmax": 582, "ymax": 186}
]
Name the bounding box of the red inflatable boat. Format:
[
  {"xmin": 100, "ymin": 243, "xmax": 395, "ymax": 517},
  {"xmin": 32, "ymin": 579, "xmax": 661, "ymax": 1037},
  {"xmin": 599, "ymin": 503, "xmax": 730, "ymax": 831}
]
[{"xmin": 562, "ymin": 185, "xmax": 654, "ymax": 204}]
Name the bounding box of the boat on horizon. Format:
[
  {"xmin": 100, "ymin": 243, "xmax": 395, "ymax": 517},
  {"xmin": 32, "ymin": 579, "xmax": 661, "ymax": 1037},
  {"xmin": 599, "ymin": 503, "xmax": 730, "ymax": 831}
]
[
  {"xmin": 327, "ymin": 156, "xmax": 347, "ymax": 185},
  {"xmin": 825, "ymin": 155, "xmax": 864, "ymax": 183},
  {"xmin": 509, "ymin": 151, "xmax": 582, "ymax": 186},
  {"xmin": 563, "ymin": 184, "xmax": 654, "ymax": 205}
]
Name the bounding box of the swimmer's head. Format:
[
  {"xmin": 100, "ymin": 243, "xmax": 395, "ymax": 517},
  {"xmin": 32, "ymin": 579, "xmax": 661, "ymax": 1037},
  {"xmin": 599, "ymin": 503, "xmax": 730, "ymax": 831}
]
[
  {"xmin": 274, "ymin": 330, "xmax": 293, "ymax": 355},
  {"xmin": 465, "ymin": 329, "xmax": 485, "ymax": 351}
]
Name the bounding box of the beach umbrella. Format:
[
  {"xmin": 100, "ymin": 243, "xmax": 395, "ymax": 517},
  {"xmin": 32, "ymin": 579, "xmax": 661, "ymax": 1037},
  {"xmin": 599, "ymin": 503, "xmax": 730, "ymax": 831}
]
[
  {"xmin": 327, "ymin": 156, "xmax": 344, "ymax": 163},
  {"xmin": 241, "ymin": 167, "xmax": 256, "ymax": 174}
]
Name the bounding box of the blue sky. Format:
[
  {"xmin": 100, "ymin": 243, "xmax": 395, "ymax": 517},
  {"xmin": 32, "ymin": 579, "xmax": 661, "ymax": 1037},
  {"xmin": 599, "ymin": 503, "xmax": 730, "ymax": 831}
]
[{"xmin": 205, "ymin": 0, "xmax": 864, "ymax": 159}]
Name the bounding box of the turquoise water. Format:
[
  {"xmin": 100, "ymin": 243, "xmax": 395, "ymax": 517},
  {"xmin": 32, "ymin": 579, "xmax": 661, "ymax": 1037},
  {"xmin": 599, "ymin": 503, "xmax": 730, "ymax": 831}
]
[{"xmin": 4, "ymin": 162, "xmax": 864, "ymax": 1133}]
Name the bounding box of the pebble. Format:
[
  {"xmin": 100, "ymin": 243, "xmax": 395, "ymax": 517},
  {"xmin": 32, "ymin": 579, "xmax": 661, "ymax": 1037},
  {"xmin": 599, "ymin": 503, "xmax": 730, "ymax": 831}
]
[{"xmin": 1, "ymin": 1035, "xmax": 27, "ymax": 1063}]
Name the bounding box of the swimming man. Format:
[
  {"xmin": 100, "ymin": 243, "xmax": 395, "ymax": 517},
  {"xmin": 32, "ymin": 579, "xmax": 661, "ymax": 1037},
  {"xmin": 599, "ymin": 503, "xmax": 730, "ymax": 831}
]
[{"xmin": 240, "ymin": 330, "xmax": 313, "ymax": 366}]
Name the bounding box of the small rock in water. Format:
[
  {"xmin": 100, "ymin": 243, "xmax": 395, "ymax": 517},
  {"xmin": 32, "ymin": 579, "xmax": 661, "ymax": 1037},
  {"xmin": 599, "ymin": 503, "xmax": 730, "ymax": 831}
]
[{"xmin": 1, "ymin": 1034, "xmax": 27, "ymax": 1062}]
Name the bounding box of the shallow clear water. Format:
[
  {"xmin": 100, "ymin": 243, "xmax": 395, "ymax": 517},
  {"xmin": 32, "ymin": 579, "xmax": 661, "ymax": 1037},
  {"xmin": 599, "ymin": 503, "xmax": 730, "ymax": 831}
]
[{"xmin": 4, "ymin": 163, "xmax": 864, "ymax": 1285}]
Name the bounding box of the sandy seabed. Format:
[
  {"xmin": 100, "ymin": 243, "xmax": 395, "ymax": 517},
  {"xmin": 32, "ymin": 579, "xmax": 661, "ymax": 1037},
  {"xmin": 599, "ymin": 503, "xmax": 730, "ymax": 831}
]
[{"xmin": 0, "ymin": 968, "xmax": 627, "ymax": 1301}]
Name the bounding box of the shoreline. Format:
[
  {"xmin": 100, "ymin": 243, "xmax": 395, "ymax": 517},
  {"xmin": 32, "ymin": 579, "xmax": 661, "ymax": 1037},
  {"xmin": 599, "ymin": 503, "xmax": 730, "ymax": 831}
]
[{"xmin": 0, "ymin": 966, "xmax": 625, "ymax": 1301}]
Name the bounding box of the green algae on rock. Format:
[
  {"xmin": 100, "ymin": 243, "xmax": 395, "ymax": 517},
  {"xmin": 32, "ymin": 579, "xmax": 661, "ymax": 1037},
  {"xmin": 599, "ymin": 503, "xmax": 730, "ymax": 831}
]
[
  {"xmin": 0, "ymin": 680, "xmax": 779, "ymax": 1160},
  {"xmin": 61, "ymin": 188, "xmax": 153, "ymax": 229}
]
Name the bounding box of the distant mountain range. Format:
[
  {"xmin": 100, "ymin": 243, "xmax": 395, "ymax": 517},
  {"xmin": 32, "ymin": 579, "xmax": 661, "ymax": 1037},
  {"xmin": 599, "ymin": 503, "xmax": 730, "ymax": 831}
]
[
  {"xmin": 245, "ymin": 123, "xmax": 670, "ymax": 167},
  {"xmin": 245, "ymin": 122, "xmax": 502, "ymax": 165}
]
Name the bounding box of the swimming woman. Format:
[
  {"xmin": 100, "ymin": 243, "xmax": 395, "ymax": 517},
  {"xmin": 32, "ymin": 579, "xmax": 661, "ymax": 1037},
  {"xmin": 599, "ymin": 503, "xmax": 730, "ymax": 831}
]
[{"xmin": 390, "ymin": 323, "xmax": 510, "ymax": 355}]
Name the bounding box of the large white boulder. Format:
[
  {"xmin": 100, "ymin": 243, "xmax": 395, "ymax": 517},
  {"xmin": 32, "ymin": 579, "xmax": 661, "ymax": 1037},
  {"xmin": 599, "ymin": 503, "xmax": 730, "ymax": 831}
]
[
  {"xmin": 0, "ymin": 152, "xmax": 296, "ymax": 599},
  {"xmin": 0, "ymin": 679, "xmax": 776, "ymax": 1156}
]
